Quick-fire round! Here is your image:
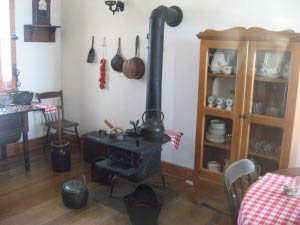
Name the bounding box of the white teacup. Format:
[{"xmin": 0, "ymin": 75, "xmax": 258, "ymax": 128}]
[
  {"xmin": 225, "ymin": 98, "xmax": 234, "ymax": 111},
  {"xmin": 222, "ymin": 66, "xmax": 232, "ymax": 75},
  {"xmin": 216, "ymin": 97, "xmax": 225, "ymax": 109},
  {"xmin": 207, "ymin": 96, "xmax": 216, "ymax": 107}
]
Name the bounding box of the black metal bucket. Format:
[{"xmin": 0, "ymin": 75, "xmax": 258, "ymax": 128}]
[
  {"xmin": 62, "ymin": 175, "xmax": 88, "ymax": 209},
  {"xmin": 124, "ymin": 184, "xmax": 162, "ymax": 225},
  {"xmin": 51, "ymin": 140, "xmax": 70, "ymax": 172}
]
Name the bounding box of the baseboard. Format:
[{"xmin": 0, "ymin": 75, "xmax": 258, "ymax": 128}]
[
  {"xmin": 161, "ymin": 161, "xmax": 194, "ymax": 180},
  {"xmin": 3, "ymin": 137, "xmax": 194, "ymax": 182}
]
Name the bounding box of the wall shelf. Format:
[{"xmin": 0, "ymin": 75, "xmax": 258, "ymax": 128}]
[{"xmin": 24, "ymin": 24, "xmax": 61, "ymax": 43}]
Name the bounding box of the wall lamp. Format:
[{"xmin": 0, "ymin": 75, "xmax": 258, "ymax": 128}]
[{"xmin": 104, "ymin": 0, "xmax": 125, "ymax": 15}]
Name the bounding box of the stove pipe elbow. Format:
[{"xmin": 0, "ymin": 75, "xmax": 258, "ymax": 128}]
[{"xmin": 145, "ymin": 6, "xmax": 183, "ymax": 119}]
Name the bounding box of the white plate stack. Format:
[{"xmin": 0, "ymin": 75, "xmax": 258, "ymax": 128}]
[{"xmin": 205, "ymin": 120, "xmax": 226, "ymax": 143}]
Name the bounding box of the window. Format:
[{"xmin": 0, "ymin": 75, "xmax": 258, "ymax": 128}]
[{"xmin": 0, "ymin": 0, "xmax": 16, "ymax": 92}]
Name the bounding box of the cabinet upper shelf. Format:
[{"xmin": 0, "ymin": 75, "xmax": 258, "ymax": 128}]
[
  {"xmin": 254, "ymin": 76, "xmax": 288, "ymax": 84},
  {"xmin": 248, "ymin": 150, "xmax": 280, "ymax": 161},
  {"xmin": 208, "ymin": 73, "xmax": 236, "ymax": 79},
  {"xmin": 24, "ymin": 24, "xmax": 61, "ymax": 42},
  {"xmin": 205, "ymin": 107, "xmax": 233, "ymax": 119},
  {"xmin": 204, "ymin": 141, "xmax": 231, "ymax": 151}
]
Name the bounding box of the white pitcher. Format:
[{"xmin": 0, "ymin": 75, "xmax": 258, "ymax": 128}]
[{"xmin": 210, "ymin": 50, "xmax": 226, "ymax": 73}]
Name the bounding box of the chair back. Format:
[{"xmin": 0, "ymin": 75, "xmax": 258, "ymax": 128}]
[
  {"xmin": 224, "ymin": 159, "xmax": 255, "ymax": 224},
  {"xmin": 36, "ymin": 90, "xmax": 64, "ymax": 124}
]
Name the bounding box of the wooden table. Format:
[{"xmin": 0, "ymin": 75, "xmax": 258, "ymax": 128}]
[
  {"xmin": 0, "ymin": 105, "xmax": 43, "ymax": 170},
  {"xmin": 238, "ymin": 171, "xmax": 300, "ymax": 225},
  {"xmin": 275, "ymin": 168, "xmax": 300, "ymax": 177}
]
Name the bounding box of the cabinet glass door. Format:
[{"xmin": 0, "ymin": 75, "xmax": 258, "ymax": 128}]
[
  {"xmin": 252, "ymin": 50, "xmax": 291, "ymax": 118},
  {"xmin": 197, "ymin": 40, "xmax": 247, "ymax": 182},
  {"xmin": 242, "ymin": 42, "xmax": 293, "ymax": 174}
]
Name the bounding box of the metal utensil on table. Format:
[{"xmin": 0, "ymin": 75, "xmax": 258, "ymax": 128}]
[
  {"xmin": 104, "ymin": 120, "xmax": 125, "ymax": 140},
  {"xmin": 130, "ymin": 120, "xmax": 140, "ymax": 136},
  {"xmin": 87, "ymin": 36, "xmax": 95, "ymax": 63},
  {"xmin": 111, "ymin": 37, "xmax": 124, "ymax": 72},
  {"xmin": 110, "ymin": 127, "xmax": 125, "ymax": 141}
]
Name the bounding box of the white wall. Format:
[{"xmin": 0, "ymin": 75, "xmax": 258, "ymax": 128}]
[
  {"xmin": 60, "ymin": 0, "xmax": 300, "ymax": 169},
  {"xmin": 15, "ymin": 0, "xmax": 61, "ymax": 139}
]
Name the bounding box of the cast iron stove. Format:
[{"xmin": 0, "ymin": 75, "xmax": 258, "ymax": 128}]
[{"xmin": 93, "ymin": 134, "xmax": 170, "ymax": 196}]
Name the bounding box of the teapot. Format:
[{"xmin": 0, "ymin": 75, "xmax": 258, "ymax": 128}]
[
  {"xmin": 210, "ymin": 50, "xmax": 226, "ymax": 73},
  {"xmin": 141, "ymin": 109, "xmax": 165, "ymax": 142}
]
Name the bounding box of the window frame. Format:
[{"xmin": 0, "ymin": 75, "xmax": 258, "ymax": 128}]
[{"xmin": 0, "ymin": 0, "xmax": 17, "ymax": 93}]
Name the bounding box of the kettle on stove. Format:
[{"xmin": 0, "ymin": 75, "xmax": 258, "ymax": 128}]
[{"xmin": 141, "ymin": 109, "xmax": 165, "ymax": 142}]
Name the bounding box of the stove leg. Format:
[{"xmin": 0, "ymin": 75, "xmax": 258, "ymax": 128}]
[
  {"xmin": 161, "ymin": 173, "xmax": 166, "ymax": 191},
  {"xmin": 109, "ymin": 175, "xmax": 117, "ymax": 197}
]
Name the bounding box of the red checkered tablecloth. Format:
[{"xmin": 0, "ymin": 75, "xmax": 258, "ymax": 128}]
[
  {"xmin": 238, "ymin": 173, "xmax": 300, "ymax": 225},
  {"xmin": 32, "ymin": 103, "xmax": 57, "ymax": 113}
]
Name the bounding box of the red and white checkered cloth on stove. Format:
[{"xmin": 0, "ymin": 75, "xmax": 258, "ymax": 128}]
[
  {"xmin": 238, "ymin": 173, "xmax": 300, "ymax": 225},
  {"xmin": 164, "ymin": 129, "xmax": 183, "ymax": 150},
  {"xmin": 32, "ymin": 103, "xmax": 57, "ymax": 113}
]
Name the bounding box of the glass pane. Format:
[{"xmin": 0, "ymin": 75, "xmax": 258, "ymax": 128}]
[
  {"xmin": 0, "ymin": 0, "xmax": 12, "ymax": 87},
  {"xmin": 202, "ymin": 116, "xmax": 232, "ymax": 173},
  {"xmin": 208, "ymin": 48, "xmax": 238, "ymax": 75},
  {"xmin": 252, "ymin": 50, "xmax": 290, "ymax": 118},
  {"xmin": 206, "ymin": 48, "xmax": 237, "ymax": 111},
  {"xmin": 248, "ymin": 124, "xmax": 282, "ymax": 174}
]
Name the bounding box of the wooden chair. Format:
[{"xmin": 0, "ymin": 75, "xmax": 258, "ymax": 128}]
[
  {"xmin": 224, "ymin": 159, "xmax": 255, "ymax": 224},
  {"xmin": 36, "ymin": 90, "xmax": 81, "ymax": 152}
]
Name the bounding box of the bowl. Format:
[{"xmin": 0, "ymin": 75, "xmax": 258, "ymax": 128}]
[
  {"xmin": 207, "ymin": 161, "xmax": 221, "ymax": 172},
  {"xmin": 0, "ymin": 94, "xmax": 14, "ymax": 107},
  {"xmin": 10, "ymin": 91, "xmax": 34, "ymax": 105},
  {"xmin": 210, "ymin": 120, "xmax": 226, "ymax": 130},
  {"xmin": 257, "ymin": 65, "xmax": 281, "ymax": 78}
]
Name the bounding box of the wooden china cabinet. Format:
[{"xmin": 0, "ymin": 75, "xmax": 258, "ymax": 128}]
[{"xmin": 193, "ymin": 27, "xmax": 300, "ymax": 186}]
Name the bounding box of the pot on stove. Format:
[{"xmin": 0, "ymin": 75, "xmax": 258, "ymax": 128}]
[{"xmin": 141, "ymin": 109, "xmax": 165, "ymax": 142}]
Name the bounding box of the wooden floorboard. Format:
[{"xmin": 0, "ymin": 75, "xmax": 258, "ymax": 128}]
[{"xmin": 0, "ymin": 149, "xmax": 232, "ymax": 225}]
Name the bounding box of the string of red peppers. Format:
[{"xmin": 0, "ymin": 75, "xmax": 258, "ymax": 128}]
[{"xmin": 99, "ymin": 58, "xmax": 106, "ymax": 89}]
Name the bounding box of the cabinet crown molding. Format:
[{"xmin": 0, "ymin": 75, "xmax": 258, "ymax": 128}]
[{"xmin": 197, "ymin": 27, "xmax": 300, "ymax": 42}]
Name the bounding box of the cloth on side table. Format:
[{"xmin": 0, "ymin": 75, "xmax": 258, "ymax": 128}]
[
  {"xmin": 32, "ymin": 103, "xmax": 57, "ymax": 113},
  {"xmin": 164, "ymin": 130, "xmax": 183, "ymax": 150}
]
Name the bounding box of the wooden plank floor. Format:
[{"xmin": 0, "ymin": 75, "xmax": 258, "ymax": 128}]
[{"xmin": 0, "ymin": 149, "xmax": 232, "ymax": 225}]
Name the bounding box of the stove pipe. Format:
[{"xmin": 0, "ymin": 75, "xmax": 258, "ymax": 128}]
[{"xmin": 145, "ymin": 5, "xmax": 183, "ymax": 119}]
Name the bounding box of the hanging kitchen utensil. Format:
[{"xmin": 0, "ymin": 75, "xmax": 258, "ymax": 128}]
[
  {"xmin": 111, "ymin": 37, "xmax": 124, "ymax": 72},
  {"xmin": 87, "ymin": 36, "xmax": 95, "ymax": 63},
  {"xmin": 122, "ymin": 35, "xmax": 145, "ymax": 79},
  {"xmin": 99, "ymin": 37, "xmax": 106, "ymax": 89}
]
